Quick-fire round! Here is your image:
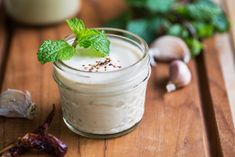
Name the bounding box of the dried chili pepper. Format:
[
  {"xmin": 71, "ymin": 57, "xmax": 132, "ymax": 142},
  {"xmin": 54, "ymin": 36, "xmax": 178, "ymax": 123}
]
[
  {"xmin": 0, "ymin": 105, "xmax": 67, "ymax": 157},
  {"xmin": 33, "ymin": 104, "xmax": 55, "ymax": 135}
]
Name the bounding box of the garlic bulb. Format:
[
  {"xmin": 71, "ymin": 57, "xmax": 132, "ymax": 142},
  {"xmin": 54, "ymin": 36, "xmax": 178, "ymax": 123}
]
[
  {"xmin": 0, "ymin": 89, "xmax": 36, "ymax": 119},
  {"xmin": 166, "ymin": 60, "xmax": 191, "ymax": 92},
  {"xmin": 150, "ymin": 36, "xmax": 191, "ymax": 64},
  {"xmin": 149, "ymin": 48, "xmax": 158, "ymax": 66}
]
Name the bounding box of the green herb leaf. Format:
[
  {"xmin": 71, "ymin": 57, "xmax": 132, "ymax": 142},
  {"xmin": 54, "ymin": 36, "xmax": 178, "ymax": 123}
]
[
  {"xmin": 37, "ymin": 40, "xmax": 76, "ymax": 64},
  {"xmin": 176, "ymin": 1, "xmax": 222, "ymax": 21},
  {"xmin": 105, "ymin": 12, "xmax": 130, "ymax": 29},
  {"xmin": 66, "ymin": 18, "xmax": 85, "ymax": 37},
  {"xmin": 213, "ymin": 14, "xmax": 230, "ymax": 32},
  {"xmin": 146, "ymin": 0, "xmax": 175, "ymax": 13},
  {"xmin": 66, "ymin": 18, "xmax": 110, "ymax": 57},
  {"xmin": 185, "ymin": 38, "xmax": 203, "ymax": 57},
  {"xmin": 167, "ymin": 24, "xmax": 183, "ymax": 36},
  {"xmin": 151, "ymin": 17, "xmax": 171, "ymax": 35},
  {"xmin": 126, "ymin": 0, "xmax": 147, "ymax": 7},
  {"xmin": 127, "ymin": 19, "xmax": 155, "ymax": 43},
  {"xmin": 38, "ymin": 18, "xmax": 111, "ymax": 64},
  {"xmin": 77, "ymin": 29, "xmax": 110, "ymax": 57},
  {"xmin": 167, "ymin": 24, "xmax": 190, "ymax": 39},
  {"xmin": 193, "ymin": 22, "xmax": 214, "ymax": 38},
  {"xmin": 127, "ymin": 18, "xmax": 171, "ymax": 43},
  {"xmin": 104, "ymin": 0, "xmax": 230, "ymax": 58},
  {"xmin": 127, "ymin": 0, "xmax": 175, "ymax": 13}
]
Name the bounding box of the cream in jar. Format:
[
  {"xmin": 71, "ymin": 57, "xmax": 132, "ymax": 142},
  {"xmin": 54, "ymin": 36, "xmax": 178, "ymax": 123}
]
[{"xmin": 53, "ymin": 28, "xmax": 150, "ymax": 138}]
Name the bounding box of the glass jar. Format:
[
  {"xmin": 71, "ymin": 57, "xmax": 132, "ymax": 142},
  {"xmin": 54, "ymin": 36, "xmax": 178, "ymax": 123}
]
[
  {"xmin": 4, "ymin": 0, "xmax": 80, "ymax": 25},
  {"xmin": 53, "ymin": 28, "xmax": 150, "ymax": 138}
]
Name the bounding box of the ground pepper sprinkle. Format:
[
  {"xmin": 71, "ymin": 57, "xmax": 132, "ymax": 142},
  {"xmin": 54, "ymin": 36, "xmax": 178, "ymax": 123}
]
[{"xmin": 82, "ymin": 57, "xmax": 122, "ymax": 72}]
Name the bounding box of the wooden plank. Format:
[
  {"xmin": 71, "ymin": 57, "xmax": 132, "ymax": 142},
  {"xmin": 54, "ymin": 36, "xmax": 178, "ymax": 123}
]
[
  {"xmin": 214, "ymin": 0, "xmax": 235, "ymax": 127},
  {"xmin": 220, "ymin": 0, "xmax": 235, "ymax": 126},
  {"xmin": 216, "ymin": 34, "xmax": 235, "ymax": 126},
  {"xmin": 80, "ymin": 1, "xmax": 208, "ymax": 156},
  {"xmin": 0, "ymin": 0, "xmax": 124, "ymax": 157},
  {"xmin": 0, "ymin": 23, "xmax": 106, "ymax": 157},
  {"xmin": 1, "ymin": 27, "xmax": 209, "ymax": 156},
  {"xmin": 0, "ymin": 0, "xmax": 8, "ymax": 88},
  {"xmin": 196, "ymin": 37, "xmax": 235, "ymax": 157},
  {"xmin": 105, "ymin": 62, "xmax": 209, "ymax": 157}
]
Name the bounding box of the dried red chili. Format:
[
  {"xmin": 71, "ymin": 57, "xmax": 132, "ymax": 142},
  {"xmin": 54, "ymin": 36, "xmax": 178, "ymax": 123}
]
[{"xmin": 0, "ymin": 105, "xmax": 67, "ymax": 157}]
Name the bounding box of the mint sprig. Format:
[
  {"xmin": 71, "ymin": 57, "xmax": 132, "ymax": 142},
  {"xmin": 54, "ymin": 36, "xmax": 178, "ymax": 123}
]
[
  {"xmin": 77, "ymin": 29, "xmax": 110, "ymax": 57},
  {"xmin": 38, "ymin": 40, "xmax": 76, "ymax": 64},
  {"xmin": 66, "ymin": 18, "xmax": 85, "ymax": 37},
  {"xmin": 37, "ymin": 18, "xmax": 110, "ymax": 64}
]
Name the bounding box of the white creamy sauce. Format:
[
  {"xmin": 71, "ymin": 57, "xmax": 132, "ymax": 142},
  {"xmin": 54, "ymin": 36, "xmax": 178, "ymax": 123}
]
[
  {"xmin": 55, "ymin": 37, "xmax": 149, "ymax": 135},
  {"xmin": 63, "ymin": 38, "xmax": 142, "ymax": 72}
]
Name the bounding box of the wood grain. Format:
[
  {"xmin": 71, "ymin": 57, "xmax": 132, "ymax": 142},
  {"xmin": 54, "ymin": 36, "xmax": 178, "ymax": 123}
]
[
  {"xmin": 218, "ymin": 0, "xmax": 235, "ymax": 126},
  {"xmin": 105, "ymin": 62, "xmax": 208, "ymax": 157},
  {"xmin": 216, "ymin": 34, "xmax": 235, "ymax": 126},
  {"xmin": 212, "ymin": 0, "xmax": 235, "ymax": 127},
  {"xmin": 0, "ymin": 0, "xmax": 235, "ymax": 157},
  {"xmin": 198, "ymin": 37, "xmax": 235, "ymax": 157},
  {"xmin": 0, "ymin": 26, "xmax": 209, "ymax": 156},
  {"xmin": 0, "ymin": 0, "xmax": 7, "ymax": 88}
]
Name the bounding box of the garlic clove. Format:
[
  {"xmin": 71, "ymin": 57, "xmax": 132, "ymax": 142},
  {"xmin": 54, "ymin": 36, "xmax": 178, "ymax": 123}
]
[
  {"xmin": 149, "ymin": 49, "xmax": 158, "ymax": 66},
  {"xmin": 0, "ymin": 89, "xmax": 37, "ymax": 119},
  {"xmin": 166, "ymin": 60, "xmax": 191, "ymax": 92},
  {"xmin": 150, "ymin": 36, "xmax": 191, "ymax": 63}
]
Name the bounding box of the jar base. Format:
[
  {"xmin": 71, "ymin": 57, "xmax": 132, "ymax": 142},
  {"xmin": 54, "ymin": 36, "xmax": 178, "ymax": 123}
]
[{"xmin": 63, "ymin": 118, "xmax": 141, "ymax": 139}]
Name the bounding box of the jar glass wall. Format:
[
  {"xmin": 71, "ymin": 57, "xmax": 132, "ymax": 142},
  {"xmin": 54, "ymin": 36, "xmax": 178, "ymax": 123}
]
[{"xmin": 53, "ymin": 28, "xmax": 150, "ymax": 138}]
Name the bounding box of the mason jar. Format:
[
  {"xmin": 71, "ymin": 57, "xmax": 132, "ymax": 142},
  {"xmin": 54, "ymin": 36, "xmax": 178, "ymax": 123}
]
[
  {"xmin": 53, "ymin": 28, "xmax": 150, "ymax": 138},
  {"xmin": 4, "ymin": 0, "xmax": 80, "ymax": 25}
]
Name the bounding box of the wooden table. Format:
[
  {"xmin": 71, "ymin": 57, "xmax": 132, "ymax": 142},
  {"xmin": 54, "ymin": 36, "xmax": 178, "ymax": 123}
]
[{"xmin": 0, "ymin": 0, "xmax": 235, "ymax": 156}]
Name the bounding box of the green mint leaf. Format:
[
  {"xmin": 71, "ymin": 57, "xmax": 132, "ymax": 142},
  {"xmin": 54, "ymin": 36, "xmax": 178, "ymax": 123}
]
[
  {"xmin": 127, "ymin": 19, "xmax": 150, "ymax": 42},
  {"xmin": 105, "ymin": 12, "xmax": 130, "ymax": 29},
  {"xmin": 193, "ymin": 22, "xmax": 214, "ymax": 38},
  {"xmin": 146, "ymin": 0, "xmax": 175, "ymax": 13},
  {"xmin": 150, "ymin": 17, "xmax": 171, "ymax": 35},
  {"xmin": 180, "ymin": 1, "xmax": 222, "ymax": 21},
  {"xmin": 38, "ymin": 18, "xmax": 111, "ymax": 64},
  {"xmin": 127, "ymin": 19, "xmax": 156, "ymax": 43},
  {"xmin": 167, "ymin": 24, "xmax": 190, "ymax": 39},
  {"xmin": 213, "ymin": 14, "xmax": 230, "ymax": 32},
  {"xmin": 66, "ymin": 18, "xmax": 85, "ymax": 37},
  {"xmin": 126, "ymin": 0, "xmax": 147, "ymax": 7},
  {"xmin": 127, "ymin": 18, "xmax": 170, "ymax": 43},
  {"xmin": 167, "ymin": 24, "xmax": 184, "ymax": 37},
  {"xmin": 37, "ymin": 40, "xmax": 76, "ymax": 64},
  {"xmin": 185, "ymin": 38, "xmax": 203, "ymax": 57},
  {"xmin": 127, "ymin": 0, "xmax": 175, "ymax": 13},
  {"xmin": 66, "ymin": 18, "xmax": 110, "ymax": 57},
  {"xmin": 77, "ymin": 29, "xmax": 110, "ymax": 57}
]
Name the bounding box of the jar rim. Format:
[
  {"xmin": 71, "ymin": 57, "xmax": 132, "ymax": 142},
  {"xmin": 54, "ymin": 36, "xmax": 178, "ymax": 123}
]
[{"xmin": 53, "ymin": 27, "xmax": 149, "ymax": 74}]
